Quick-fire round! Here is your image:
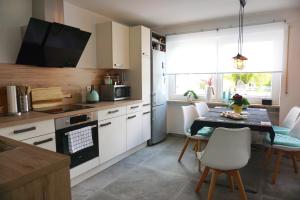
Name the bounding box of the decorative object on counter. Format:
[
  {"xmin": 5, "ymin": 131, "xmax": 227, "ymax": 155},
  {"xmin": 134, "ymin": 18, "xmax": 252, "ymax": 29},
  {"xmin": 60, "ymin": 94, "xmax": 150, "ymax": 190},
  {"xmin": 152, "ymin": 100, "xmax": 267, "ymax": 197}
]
[
  {"xmin": 104, "ymin": 73, "xmax": 113, "ymax": 85},
  {"xmin": 86, "ymin": 85, "xmax": 100, "ymax": 104},
  {"xmin": 6, "ymin": 86, "xmax": 20, "ymax": 115},
  {"xmin": 220, "ymin": 111, "xmax": 247, "ymax": 120},
  {"xmin": 229, "ymin": 93, "xmax": 250, "ymax": 114},
  {"xmin": 183, "ymin": 90, "xmax": 198, "ymax": 102},
  {"xmin": 205, "ymin": 77, "xmax": 215, "ymax": 102},
  {"xmin": 16, "ymin": 86, "xmax": 31, "ymax": 113}
]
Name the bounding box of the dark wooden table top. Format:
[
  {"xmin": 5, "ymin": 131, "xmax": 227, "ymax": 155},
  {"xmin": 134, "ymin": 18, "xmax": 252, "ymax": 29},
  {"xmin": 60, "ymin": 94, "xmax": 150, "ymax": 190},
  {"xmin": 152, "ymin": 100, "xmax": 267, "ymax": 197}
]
[{"xmin": 191, "ymin": 107, "xmax": 275, "ymax": 144}]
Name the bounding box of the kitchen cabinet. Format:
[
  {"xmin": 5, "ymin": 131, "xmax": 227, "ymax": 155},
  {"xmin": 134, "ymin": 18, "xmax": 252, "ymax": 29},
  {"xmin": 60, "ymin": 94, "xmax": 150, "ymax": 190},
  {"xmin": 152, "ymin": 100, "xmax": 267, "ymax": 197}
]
[
  {"xmin": 0, "ymin": 119, "xmax": 55, "ymax": 141},
  {"xmin": 99, "ymin": 115, "xmax": 126, "ymax": 164},
  {"xmin": 22, "ymin": 133, "xmax": 56, "ymax": 152},
  {"xmin": 129, "ymin": 25, "xmax": 151, "ymax": 104},
  {"xmin": 126, "ymin": 112, "xmax": 143, "ymax": 150},
  {"xmin": 96, "ymin": 21, "xmax": 130, "ymax": 69}
]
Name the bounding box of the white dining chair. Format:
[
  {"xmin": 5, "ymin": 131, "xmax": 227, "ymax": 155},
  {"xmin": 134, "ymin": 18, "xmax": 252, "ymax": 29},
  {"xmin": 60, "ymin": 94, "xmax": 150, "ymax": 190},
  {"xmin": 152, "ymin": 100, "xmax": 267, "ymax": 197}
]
[
  {"xmin": 195, "ymin": 127, "xmax": 251, "ymax": 200},
  {"xmin": 263, "ymin": 117, "xmax": 300, "ymax": 184},
  {"xmin": 272, "ymin": 106, "xmax": 300, "ymax": 135},
  {"xmin": 178, "ymin": 105, "xmax": 213, "ymax": 162},
  {"xmin": 264, "ymin": 106, "xmax": 300, "ymax": 169},
  {"xmin": 194, "ymin": 102, "xmax": 209, "ymax": 116}
]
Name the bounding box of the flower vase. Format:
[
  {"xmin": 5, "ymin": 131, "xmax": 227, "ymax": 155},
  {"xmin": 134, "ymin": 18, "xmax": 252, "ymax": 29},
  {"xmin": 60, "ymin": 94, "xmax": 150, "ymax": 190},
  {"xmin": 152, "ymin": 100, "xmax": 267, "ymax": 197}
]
[
  {"xmin": 233, "ymin": 105, "xmax": 243, "ymax": 114},
  {"xmin": 206, "ymin": 86, "xmax": 214, "ymax": 102}
]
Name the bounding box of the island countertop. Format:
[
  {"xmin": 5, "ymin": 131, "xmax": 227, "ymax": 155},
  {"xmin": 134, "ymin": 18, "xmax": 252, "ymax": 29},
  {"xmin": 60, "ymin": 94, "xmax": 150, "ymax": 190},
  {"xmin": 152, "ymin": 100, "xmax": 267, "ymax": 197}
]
[{"xmin": 0, "ymin": 136, "xmax": 70, "ymax": 194}]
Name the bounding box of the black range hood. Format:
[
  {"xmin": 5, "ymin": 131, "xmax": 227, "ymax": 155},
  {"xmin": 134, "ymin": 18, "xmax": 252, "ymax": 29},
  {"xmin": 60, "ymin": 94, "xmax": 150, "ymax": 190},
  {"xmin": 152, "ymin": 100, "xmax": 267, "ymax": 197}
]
[{"xmin": 16, "ymin": 17, "xmax": 91, "ymax": 68}]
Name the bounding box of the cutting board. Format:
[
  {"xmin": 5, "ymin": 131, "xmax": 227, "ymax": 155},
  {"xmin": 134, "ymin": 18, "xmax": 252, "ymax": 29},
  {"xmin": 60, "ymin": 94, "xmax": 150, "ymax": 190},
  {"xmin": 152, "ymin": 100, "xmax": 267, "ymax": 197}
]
[{"xmin": 31, "ymin": 87, "xmax": 71, "ymax": 109}]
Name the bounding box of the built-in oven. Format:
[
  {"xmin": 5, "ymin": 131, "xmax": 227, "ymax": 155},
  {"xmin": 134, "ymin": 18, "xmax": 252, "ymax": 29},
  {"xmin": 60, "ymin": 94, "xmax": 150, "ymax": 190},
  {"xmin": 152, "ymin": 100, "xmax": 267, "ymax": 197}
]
[{"xmin": 55, "ymin": 112, "xmax": 98, "ymax": 168}]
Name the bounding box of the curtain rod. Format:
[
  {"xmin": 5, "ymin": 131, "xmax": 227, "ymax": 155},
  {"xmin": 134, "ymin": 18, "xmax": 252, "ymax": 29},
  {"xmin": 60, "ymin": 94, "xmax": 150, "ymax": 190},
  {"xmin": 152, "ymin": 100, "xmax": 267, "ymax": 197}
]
[{"xmin": 166, "ymin": 19, "xmax": 287, "ymax": 36}]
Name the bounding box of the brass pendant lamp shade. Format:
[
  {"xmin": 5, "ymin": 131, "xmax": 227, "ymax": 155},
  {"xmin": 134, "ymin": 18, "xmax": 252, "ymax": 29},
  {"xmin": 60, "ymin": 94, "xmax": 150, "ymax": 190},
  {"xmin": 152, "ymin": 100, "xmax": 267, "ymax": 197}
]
[{"xmin": 233, "ymin": 0, "xmax": 247, "ymax": 70}]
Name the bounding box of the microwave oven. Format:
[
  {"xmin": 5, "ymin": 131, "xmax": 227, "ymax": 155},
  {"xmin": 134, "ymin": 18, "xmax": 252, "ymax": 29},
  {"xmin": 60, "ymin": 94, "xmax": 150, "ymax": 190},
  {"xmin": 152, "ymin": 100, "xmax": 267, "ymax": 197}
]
[{"xmin": 100, "ymin": 85, "xmax": 130, "ymax": 101}]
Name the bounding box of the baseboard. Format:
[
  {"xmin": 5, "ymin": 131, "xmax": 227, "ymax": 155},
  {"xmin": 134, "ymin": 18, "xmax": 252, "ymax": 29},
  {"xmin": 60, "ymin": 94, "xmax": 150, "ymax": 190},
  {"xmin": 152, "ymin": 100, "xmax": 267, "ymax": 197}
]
[
  {"xmin": 71, "ymin": 142, "xmax": 147, "ymax": 187},
  {"xmin": 167, "ymin": 133, "xmax": 186, "ymax": 138}
]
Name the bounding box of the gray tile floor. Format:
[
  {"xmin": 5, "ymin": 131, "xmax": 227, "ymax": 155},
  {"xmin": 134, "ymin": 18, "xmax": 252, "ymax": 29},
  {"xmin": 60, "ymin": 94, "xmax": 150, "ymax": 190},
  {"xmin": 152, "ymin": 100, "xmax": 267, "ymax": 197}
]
[{"xmin": 72, "ymin": 136, "xmax": 300, "ymax": 200}]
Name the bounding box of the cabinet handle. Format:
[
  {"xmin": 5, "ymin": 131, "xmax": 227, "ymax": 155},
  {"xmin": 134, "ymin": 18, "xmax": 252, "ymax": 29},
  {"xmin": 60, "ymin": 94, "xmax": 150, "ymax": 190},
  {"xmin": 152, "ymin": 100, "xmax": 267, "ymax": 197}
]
[
  {"xmin": 108, "ymin": 110, "xmax": 119, "ymax": 114},
  {"xmin": 114, "ymin": 64, "xmax": 123, "ymax": 68},
  {"xmin": 13, "ymin": 126, "xmax": 36, "ymax": 134},
  {"xmin": 127, "ymin": 115, "xmax": 136, "ymax": 120},
  {"xmin": 33, "ymin": 138, "xmax": 53, "ymax": 146},
  {"xmin": 143, "ymin": 111, "xmax": 151, "ymax": 115},
  {"xmin": 100, "ymin": 122, "xmax": 111, "ymax": 127},
  {"xmin": 130, "ymin": 105, "xmax": 139, "ymax": 109},
  {"xmin": 143, "ymin": 103, "xmax": 150, "ymax": 107}
]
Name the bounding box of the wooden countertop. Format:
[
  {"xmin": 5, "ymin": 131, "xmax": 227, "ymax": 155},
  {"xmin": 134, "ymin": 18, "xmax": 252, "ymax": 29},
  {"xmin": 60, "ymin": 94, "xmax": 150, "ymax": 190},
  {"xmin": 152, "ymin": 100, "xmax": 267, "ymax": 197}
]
[
  {"xmin": 0, "ymin": 136, "xmax": 70, "ymax": 193},
  {"xmin": 0, "ymin": 99, "xmax": 142, "ymax": 129}
]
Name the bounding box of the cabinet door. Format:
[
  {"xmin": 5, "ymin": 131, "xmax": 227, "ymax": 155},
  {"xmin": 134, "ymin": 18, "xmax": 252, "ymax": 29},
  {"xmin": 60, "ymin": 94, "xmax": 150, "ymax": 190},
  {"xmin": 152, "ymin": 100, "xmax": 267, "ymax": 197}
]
[
  {"xmin": 141, "ymin": 26, "xmax": 151, "ymax": 57},
  {"xmin": 22, "ymin": 133, "xmax": 56, "ymax": 152},
  {"xmin": 112, "ymin": 22, "xmax": 129, "ymax": 69},
  {"xmin": 126, "ymin": 112, "xmax": 143, "ymax": 150},
  {"xmin": 142, "ymin": 111, "xmax": 151, "ymax": 142},
  {"xmin": 142, "ymin": 56, "xmax": 151, "ymax": 104},
  {"xmin": 99, "ymin": 115, "xmax": 126, "ymax": 164}
]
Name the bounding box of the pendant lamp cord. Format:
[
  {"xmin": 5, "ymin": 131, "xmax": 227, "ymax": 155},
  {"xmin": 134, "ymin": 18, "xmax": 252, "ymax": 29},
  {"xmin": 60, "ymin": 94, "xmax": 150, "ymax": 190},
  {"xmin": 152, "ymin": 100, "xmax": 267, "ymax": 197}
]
[{"xmin": 238, "ymin": 1, "xmax": 245, "ymax": 55}]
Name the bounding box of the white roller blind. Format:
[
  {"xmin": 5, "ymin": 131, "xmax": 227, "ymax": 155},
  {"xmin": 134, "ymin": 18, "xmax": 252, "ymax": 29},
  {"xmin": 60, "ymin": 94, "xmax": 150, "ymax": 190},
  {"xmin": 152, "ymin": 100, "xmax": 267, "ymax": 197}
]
[
  {"xmin": 166, "ymin": 22, "xmax": 287, "ymax": 74},
  {"xmin": 218, "ymin": 22, "xmax": 287, "ymax": 73},
  {"xmin": 166, "ymin": 30, "xmax": 218, "ymax": 74}
]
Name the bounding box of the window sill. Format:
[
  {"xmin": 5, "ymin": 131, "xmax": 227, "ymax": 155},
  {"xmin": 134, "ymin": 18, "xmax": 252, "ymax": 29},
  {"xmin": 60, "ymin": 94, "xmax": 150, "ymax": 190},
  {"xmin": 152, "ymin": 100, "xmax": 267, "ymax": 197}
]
[{"xmin": 167, "ymin": 99, "xmax": 280, "ymax": 110}]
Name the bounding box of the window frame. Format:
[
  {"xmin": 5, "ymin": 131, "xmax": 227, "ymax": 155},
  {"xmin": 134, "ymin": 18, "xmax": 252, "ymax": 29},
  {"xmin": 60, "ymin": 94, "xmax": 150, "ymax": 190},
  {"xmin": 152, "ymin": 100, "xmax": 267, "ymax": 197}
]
[{"xmin": 168, "ymin": 72, "xmax": 281, "ymax": 105}]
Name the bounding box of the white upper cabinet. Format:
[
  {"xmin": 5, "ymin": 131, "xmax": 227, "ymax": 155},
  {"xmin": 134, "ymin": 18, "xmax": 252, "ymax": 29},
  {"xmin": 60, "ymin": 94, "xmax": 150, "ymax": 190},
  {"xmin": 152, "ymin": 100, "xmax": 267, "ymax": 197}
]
[
  {"xmin": 96, "ymin": 21, "xmax": 130, "ymax": 69},
  {"xmin": 129, "ymin": 25, "xmax": 151, "ymax": 103}
]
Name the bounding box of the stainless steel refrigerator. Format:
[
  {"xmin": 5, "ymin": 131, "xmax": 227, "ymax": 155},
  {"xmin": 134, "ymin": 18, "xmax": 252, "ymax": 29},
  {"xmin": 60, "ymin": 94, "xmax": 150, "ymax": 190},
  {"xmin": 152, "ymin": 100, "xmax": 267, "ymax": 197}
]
[{"xmin": 149, "ymin": 50, "xmax": 167, "ymax": 145}]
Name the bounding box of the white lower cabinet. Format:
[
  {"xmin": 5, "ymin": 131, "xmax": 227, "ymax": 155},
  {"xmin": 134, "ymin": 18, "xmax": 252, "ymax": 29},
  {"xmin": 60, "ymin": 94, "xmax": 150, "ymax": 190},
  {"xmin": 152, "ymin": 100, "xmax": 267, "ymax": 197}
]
[
  {"xmin": 126, "ymin": 112, "xmax": 143, "ymax": 150},
  {"xmin": 22, "ymin": 133, "xmax": 56, "ymax": 152},
  {"xmin": 99, "ymin": 115, "xmax": 126, "ymax": 164},
  {"xmin": 142, "ymin": 111, "xmax": 151, "ymax": 142}
]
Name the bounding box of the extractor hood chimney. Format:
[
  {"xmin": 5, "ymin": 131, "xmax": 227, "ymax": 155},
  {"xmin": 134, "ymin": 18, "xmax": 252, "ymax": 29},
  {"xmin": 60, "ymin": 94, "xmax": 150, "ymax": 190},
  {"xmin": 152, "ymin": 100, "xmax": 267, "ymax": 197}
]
[{"xmin": 32, "ymin": 0, "xmax": 64, "ymax": 23}]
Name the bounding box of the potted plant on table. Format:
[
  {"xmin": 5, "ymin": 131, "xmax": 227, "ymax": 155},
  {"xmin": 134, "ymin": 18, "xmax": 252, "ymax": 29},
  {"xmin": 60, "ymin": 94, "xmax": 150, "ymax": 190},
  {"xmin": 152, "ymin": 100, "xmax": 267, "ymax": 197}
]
[{"xmin": 229, "ymin": 94, "xmax": 250, "ymax": 114}]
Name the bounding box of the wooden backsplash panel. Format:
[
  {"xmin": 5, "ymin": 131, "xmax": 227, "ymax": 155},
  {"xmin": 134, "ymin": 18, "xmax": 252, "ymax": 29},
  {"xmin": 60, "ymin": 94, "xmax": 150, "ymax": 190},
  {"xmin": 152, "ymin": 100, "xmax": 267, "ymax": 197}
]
[{"xmin": 0, "ymin": 64, "xmax": 117, "ymax": 111}]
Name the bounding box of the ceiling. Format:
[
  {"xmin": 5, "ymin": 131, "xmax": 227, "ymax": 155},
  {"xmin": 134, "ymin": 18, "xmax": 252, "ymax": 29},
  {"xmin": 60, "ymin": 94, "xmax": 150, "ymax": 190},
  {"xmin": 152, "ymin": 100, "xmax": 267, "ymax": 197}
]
[{"xmin": 66, "ymin": 0, "xmax": 300, "ymax": 28}]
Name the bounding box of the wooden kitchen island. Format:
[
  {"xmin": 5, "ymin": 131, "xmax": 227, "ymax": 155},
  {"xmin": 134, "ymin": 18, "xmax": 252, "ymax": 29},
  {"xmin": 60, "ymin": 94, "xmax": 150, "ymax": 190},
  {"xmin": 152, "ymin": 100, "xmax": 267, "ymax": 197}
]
[{"xmin": 0, "ymin": 136, "xmax": 71, "ymax": 200}]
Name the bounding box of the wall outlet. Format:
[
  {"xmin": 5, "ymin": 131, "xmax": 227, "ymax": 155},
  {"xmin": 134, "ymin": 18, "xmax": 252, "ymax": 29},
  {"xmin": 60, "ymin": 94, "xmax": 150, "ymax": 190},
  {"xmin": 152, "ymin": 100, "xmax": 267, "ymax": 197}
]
[{"xmin": 86, "ymin": 85, "xmax": 91, "ymax": 92}]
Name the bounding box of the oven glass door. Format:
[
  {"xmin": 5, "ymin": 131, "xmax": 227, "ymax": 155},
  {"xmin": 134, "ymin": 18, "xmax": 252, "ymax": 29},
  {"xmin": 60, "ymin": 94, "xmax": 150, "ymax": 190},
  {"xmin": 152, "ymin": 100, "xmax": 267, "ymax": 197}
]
[{"xmin": 55, "ymin": 120, "xmax": 99, "ymax": 168}]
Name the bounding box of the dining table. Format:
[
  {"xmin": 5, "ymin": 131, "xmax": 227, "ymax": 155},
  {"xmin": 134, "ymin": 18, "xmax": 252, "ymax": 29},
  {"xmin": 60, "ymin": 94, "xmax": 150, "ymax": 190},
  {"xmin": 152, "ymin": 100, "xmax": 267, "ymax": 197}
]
[{"xmin": 190, "ymin": 106, "xmax": 275, "ymax": 145}]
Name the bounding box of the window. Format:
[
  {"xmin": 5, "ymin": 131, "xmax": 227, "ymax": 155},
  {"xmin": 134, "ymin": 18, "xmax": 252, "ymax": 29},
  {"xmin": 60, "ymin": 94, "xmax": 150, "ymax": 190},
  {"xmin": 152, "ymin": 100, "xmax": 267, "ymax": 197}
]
[
  {"xmin": 223, "ymin": 73, "xmax": 272, "ymax": 98},
  {"xmin": 175, "ymin": 74, "xmax": 214, "ymax": 96},
  {"xmin": 166, "ymin": 22, "xmax": 287, "ymax": 104}
]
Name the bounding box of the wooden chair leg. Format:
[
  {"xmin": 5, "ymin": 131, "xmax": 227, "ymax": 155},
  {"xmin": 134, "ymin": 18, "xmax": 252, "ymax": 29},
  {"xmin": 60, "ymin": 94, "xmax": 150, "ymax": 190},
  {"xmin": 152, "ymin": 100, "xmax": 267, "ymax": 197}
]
[
  {"xmin": 178, "ymin": 138, "xmax": 190, "ymax": 162},
  {"xmin": 197, "ymin": 140, "xmax": 202, "ymax": 171},
  {"xmin": 195, "ymin": 167, "xmax": 210, "ymax": 192},
  {"xmin": 193, "ymin": 142, "xmax": 197, "ymax": 151},
  {"xmin": 272, "ymin": 150, "xmax": 283, "ymax": 184},
  {"xmin": 291, "ymin": 153, "xmax": 298, "ymax": 174},
  {"xmin": 227, "ymin": 174, "xmax": 235, "ymax": 192},
  {"xmin": 208, "ymin": 170, "xmax": 219, "ymax": 200},
  {"xmin": 233, "ymin": 170, "xmax": 247, "ymax": 200}
]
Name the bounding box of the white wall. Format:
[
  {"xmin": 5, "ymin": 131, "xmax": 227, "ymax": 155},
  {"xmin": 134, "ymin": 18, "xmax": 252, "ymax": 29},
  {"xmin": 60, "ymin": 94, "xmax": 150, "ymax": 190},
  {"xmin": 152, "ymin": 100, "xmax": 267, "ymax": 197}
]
[
  {"xmin": 156, "ymin": 8, "xmax": 300, "ymax": 124},
  {"xmin": 0, "ymin": 0, "xmax": 32, "ymax": 63},
  {"xmin": 63, "ymin": 1, "xmax": 111, "ymax": 68},
  {"xmin": 0, "ymin": 0, "xmax": 112, "ymax": 68}
]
